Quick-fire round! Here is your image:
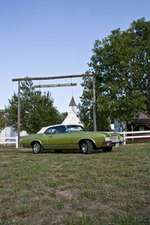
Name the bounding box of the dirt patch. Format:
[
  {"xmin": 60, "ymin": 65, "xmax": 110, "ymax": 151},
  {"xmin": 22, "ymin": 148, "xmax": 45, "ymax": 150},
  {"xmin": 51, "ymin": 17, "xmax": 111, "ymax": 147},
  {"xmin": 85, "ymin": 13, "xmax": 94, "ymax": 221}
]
[{"xmin": 56, "ymin": 190, "xmax": 74, "ymax": 201}]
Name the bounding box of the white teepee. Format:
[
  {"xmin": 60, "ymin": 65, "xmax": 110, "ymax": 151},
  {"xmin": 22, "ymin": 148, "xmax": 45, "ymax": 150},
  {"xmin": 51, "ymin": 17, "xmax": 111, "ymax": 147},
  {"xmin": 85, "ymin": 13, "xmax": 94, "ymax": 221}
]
[{"xmin": 62, "ymin": 97, "xmax": 82, "ymax": 125}]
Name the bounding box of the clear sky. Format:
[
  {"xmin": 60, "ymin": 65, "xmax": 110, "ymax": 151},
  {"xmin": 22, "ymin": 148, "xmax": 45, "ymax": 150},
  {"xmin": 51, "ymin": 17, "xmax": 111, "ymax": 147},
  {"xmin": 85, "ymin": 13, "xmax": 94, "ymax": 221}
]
[{"xmin": 0, "ymin": 0, "xmax": 150, "ymax": 112}]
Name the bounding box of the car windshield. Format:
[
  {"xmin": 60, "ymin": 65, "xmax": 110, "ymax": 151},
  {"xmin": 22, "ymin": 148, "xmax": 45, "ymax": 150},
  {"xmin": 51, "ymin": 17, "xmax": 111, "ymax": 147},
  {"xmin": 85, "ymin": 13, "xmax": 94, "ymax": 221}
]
[{"xmin": 66, "ymin": 125, "xmax": 84, "ymax": 132}]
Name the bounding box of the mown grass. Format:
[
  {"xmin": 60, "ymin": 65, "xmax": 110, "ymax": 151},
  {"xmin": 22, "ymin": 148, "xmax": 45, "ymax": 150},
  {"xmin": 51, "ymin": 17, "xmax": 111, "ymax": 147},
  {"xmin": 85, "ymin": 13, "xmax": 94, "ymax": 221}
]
[{"xmin": 0, "ymin": 143, "xmax": 150, "ymax": 225}]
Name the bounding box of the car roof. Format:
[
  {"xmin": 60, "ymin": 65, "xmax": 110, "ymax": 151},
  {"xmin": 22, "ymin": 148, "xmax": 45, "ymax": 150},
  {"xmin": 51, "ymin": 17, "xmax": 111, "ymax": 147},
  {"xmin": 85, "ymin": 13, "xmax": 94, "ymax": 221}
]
[{"xmin": 37, "ymin": 124, "xmax": 84, "ymax": 134}]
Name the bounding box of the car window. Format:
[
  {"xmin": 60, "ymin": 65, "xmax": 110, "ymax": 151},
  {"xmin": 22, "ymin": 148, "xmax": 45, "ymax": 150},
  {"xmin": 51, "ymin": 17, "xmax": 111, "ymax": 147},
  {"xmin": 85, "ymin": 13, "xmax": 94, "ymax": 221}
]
[
  {"xmin": 55, "ymin": 126, "xmax": 66, "ymax": 134},
  {"xmin": 66, "ymin": 125, "xmax": 84, "ymax": 132},
  {"xmin": 45, "ymin": 126, "xmax": 66, "ymax": 134},
  {"xmin": 45, "ymin": 128, "xmax": 53, "ymax": 134}
]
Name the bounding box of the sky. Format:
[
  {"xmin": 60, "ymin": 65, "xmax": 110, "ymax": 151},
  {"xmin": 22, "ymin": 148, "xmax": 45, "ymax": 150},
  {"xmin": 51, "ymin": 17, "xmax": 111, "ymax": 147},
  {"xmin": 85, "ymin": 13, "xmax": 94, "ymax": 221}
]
[{"xmin": 0, "ymin": 0, "xmax": 150, "ymax": 112}]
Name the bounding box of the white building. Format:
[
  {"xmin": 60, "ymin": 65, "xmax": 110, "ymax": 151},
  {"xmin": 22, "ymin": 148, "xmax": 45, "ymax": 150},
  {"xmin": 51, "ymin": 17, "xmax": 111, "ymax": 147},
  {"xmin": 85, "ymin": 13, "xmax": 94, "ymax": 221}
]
[
  {"xmin": 0, "ymin": 126, "xmax": 17, "ymax": 142},
  {"xmin": 0, "ymin": 127, "xmax": 28, "ymax": 142},
  {"xmin": 62, "ymin": 97, "xmax": 82, "ymax": 126}
]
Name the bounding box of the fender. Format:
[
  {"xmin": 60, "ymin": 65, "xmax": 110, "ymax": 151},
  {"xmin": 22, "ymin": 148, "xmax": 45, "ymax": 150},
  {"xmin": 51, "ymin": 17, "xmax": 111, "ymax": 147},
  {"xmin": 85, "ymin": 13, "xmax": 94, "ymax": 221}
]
[
  {"xmin": 31, "ymin": 139, "xmax": 43, "ymax": 146},
  {"xmin": 79, "ymin": 138, "xmax": 96, "ymax": 148}
]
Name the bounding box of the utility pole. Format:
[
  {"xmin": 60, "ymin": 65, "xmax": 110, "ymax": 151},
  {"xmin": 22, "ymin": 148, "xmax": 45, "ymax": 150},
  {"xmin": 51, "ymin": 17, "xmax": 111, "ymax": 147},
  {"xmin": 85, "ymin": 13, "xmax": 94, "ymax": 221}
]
[
  {"xmin": 93, "ymin": 74, "xmax": 97, "ymax": 131},
  {"xmin": 17, "ymin": 81, "xmax": 21, "ymax": 148}
]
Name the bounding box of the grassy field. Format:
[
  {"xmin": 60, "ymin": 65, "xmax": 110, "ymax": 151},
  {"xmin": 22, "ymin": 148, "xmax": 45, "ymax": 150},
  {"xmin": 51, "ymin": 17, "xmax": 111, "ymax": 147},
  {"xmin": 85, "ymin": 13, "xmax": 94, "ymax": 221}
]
[{"xmin": 0, "ymin": 144, "xmax": 150, "ymax": 225}]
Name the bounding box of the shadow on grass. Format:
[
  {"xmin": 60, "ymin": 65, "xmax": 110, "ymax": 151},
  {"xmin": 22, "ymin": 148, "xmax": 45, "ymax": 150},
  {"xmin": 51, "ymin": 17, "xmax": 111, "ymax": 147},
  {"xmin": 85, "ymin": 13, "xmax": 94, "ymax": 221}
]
[{"xmin": 18, "ymin": 148, "xmax": 111, "ymax": 155}]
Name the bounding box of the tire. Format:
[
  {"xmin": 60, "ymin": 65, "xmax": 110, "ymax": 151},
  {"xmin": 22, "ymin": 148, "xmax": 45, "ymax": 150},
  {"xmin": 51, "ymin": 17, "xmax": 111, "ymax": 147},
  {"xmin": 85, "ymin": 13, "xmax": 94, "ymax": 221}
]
[
  {"xmin": 80, "ymin": 140, "xmax": 94, "ymax": 154},
  {"xmin": 103, "ymin": 146, "xmax": 112, "ymax": 152},
  {"xmin": 32, "ymin": 142, "xmax": 42, "ymax": 154}
]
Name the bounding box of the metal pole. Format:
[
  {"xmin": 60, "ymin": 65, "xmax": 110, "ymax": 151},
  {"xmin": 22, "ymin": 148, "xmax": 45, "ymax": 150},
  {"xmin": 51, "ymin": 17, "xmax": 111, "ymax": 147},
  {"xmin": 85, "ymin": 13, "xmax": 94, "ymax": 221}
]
[
  {"xmin": 93, "ymin": 75, "xmax": 97, "ymax": 131},
  {"xmin": 17, "ymin": 81, "xmax": 21, "ymax": 148}
]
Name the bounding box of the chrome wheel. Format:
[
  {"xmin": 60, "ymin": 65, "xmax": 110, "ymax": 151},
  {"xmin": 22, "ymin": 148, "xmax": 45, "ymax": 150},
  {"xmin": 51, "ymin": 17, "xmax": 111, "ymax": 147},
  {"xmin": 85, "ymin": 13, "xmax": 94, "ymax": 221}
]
[
  {"xmin": 32, "ymin": 142, "xmax": 42, "ymax": 154},
  {"xmin": 81, "ymin": 142, "xmax": 88, "ymax": 153},
  {"xmin": 80, "ymin": 140, "xmax": 94, "ymax": 154}
]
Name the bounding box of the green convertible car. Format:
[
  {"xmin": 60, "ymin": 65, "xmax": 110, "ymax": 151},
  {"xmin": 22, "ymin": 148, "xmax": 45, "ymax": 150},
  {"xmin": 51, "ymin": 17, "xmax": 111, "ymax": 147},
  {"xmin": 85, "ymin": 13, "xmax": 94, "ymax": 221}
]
[{"xmin": 21, "ymin": 124, "xmax": 113, "ymax": 154}]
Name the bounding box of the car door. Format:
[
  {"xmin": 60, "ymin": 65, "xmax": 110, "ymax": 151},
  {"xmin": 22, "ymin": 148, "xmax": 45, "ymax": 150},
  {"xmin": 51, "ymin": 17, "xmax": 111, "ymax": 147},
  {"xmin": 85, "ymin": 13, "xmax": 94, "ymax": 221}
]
[
  {"xmin": 51, "ymin": 125, "xmax": 84, "ymax": 149},
  {"xmin": 43, "ymin": 125, "xmax": 69, "ymax": 149}
]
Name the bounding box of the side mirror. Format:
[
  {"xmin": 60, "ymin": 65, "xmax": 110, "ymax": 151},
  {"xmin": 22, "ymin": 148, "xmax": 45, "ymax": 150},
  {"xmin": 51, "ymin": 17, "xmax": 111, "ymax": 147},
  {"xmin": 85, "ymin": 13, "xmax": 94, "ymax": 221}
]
[{"xmin": 45, "ymin": 131, "xmax": 52, "ymax": 135}]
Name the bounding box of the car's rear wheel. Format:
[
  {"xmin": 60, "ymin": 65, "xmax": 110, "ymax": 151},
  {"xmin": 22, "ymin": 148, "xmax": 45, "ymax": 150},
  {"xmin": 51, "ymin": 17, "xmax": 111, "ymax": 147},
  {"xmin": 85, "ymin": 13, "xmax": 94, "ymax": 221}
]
[
  {"xmin": 80, "ymin": 140, "xmax": 94, "ymax": 154},
  {"xmin": 32, "ymin": 142, "xmax": 42, "ymax": 154}
]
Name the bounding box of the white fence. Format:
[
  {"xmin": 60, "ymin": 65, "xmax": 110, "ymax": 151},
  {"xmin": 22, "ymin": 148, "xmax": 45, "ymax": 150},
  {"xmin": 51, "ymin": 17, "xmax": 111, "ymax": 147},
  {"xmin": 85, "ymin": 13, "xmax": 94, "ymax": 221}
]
[
  {"xmin": 122, "ymin": 130, "xmax": 150, "ymax": 145},
  {"xmin": 0, "ymin": 137, "xmax": 18, "ymax": 148},
  {"xmin": 106, "ymin": 130, "xmax": 150, "ymax": 145}
]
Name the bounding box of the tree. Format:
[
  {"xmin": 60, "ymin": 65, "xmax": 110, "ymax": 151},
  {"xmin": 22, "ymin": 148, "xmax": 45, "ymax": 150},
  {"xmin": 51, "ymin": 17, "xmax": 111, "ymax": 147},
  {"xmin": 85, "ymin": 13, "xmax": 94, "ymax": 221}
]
[
  {"xmin": 6, "ymin": 81, "xmax": 64, "ymax": 133},
  {"xmin": 80, "ymin": 18, "xmax": 150, "ymax": 130},
  {"xmin": 80, "ymin": 73, "xmax": 94, "ymax": 130},
  {"xmin": 0, "ymin": 110, "xmax": 5, "ymax": 129}
]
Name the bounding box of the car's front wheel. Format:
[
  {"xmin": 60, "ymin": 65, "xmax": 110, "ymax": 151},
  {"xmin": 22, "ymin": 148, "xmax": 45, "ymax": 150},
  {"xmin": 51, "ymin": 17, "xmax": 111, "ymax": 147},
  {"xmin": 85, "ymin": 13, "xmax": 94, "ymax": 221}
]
[
  {"xmin": 80, "ymin": 140, "xmax": 94, "ymax": 154},
  {"xmin": 32, "ymin": 142, "xmax": 42, "ymax": 154}
]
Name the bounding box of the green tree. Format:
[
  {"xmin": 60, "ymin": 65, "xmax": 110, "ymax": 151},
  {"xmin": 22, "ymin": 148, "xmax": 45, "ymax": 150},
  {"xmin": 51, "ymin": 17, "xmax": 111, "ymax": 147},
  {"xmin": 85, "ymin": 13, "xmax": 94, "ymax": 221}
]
[
  {"xmin": 0, "ymin": 111, "xmax": 5, "ymax": 129},
  {"xmin": 6, "ymin": 81, "xmax": 63, "ymax": 133},
  {"xmin": 80, "ymin": 18, "xmax": 149, "ymax": 130}
]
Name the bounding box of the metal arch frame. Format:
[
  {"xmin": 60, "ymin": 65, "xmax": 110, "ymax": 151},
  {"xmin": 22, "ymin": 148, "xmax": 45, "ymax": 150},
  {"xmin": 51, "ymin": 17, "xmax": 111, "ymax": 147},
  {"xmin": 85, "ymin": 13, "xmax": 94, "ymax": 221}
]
[
  {"xmin": 12, "ymin": 74, "xmax": 97, "ymax": 148},
  {"xmin": 33, "ymin": 83, "xmax": 77, "ymax": 89}
]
